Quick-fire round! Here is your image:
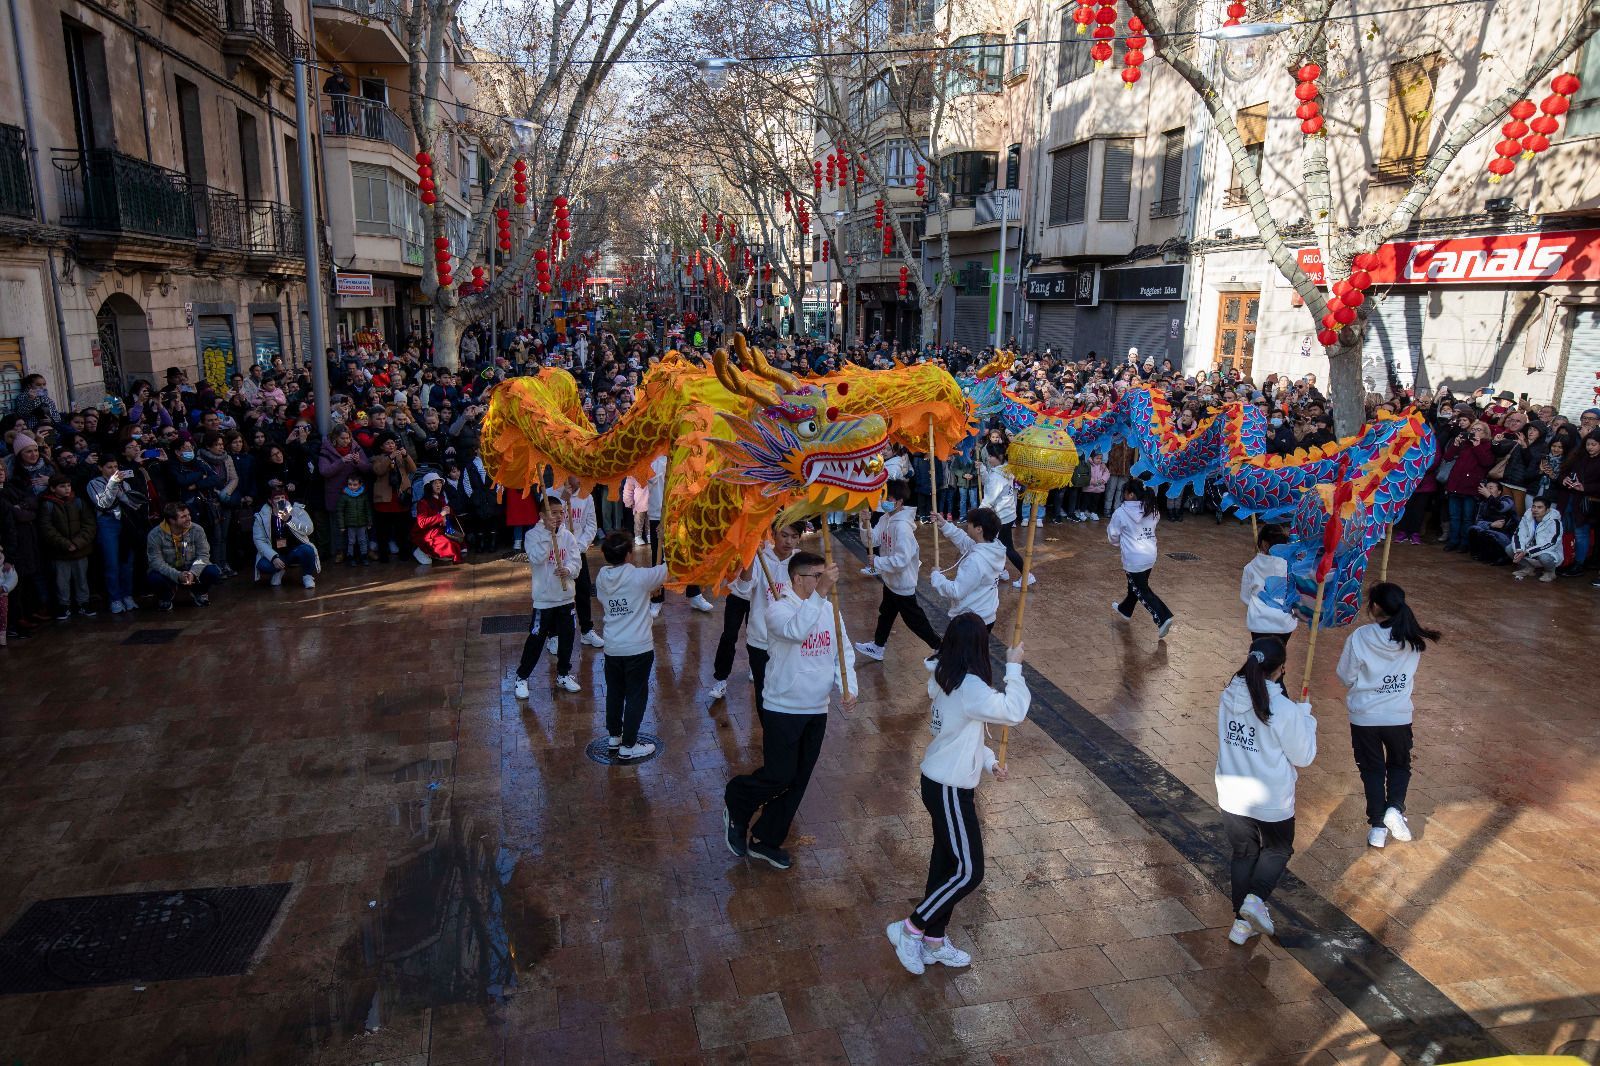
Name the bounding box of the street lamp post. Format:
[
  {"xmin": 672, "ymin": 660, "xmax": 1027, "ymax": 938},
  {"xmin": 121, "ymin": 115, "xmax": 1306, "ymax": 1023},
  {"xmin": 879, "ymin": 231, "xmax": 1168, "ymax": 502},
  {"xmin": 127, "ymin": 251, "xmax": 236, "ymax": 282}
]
[{"xmin": 292, "ymin": 57, "xmax": 330, "ymax": 434}]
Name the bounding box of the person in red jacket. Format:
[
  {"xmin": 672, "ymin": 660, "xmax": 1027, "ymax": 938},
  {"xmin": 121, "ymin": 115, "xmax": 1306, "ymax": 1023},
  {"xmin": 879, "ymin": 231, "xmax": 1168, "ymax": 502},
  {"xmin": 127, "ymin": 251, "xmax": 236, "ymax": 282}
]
[
  {"xmin": 1442, "ymin": 421, "xmax": 1494, "ymax": 552},
  {"xmin": 411, "ymin": 472, "xmax": 463, "ymax": 565}
]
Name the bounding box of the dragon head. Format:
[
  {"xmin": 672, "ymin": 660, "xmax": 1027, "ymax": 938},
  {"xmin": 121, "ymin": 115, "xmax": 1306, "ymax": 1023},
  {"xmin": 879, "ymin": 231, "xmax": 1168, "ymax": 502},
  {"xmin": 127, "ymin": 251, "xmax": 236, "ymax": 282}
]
[{"xmin": 710, "ymin": 337, "xmax": 888, "ymax": 511}]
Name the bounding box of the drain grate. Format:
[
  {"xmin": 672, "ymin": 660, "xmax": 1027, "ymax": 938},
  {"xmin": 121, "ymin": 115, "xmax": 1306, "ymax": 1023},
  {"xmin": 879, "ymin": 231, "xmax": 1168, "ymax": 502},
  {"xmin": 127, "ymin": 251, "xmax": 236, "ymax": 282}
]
[
  {"xmin": 122, "ymin": 628, "xmax": 182, "ymax": 645},
  {"xmin": 585, "ymin": 733, "xmax": 663, "ymax": 766},
  {"xmin": 1165, "ymin": 552, "xmax": 1200, "ymax": 562},
  {"xmin": 480, "ymin": 614, "xmax": 533, "ymax": 635},
  {"xmin": 0, "ymin": 883, "xmax": 291, "ymax": 993}
]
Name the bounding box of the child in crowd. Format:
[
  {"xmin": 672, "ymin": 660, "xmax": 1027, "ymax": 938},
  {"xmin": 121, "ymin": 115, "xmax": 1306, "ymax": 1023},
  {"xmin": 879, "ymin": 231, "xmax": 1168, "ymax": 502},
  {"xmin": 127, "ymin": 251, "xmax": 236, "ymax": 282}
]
[
  {"xmin": 1240, "ymin": 523, "xmax": 1295, "ymax": 645},
  {"xmin": 1108, "ymin": 482, "xmax": 1174, "ymax": 638},
  {"xmin": 1335, "ymin": 582, "xmax": 1440, "ymax": 848},
  {"xmin": 515, "ymin": 492, "xmax": 584, "ymax": 698},
  {"xmin": 41, "ymin": 474, "xmax": 96, "ymax": 619},
  {"xmin": 1081, "ymin": 452, "xmax": 1109, "ymax": 520},
  {"xmin": 338, "ymin": 473, "xmax": 374, "ymax": 566},
  {"xmin": 595, "ymin": 531, "xmax": 667, "ymax": 760},
  {"xmin": 887, "ymin": 616, "xmax": 1029, "ymax": 975},
  {"xmin": 931, "ymin": 507, "xmax": 1007, "ymax": 632},
  {"xmin": 1214, "ymin": 637, "xmax": 1317, "ymax": 945},
  {"xmin": 856, "ymin": 479, "xmax": 942, "ymax": 663}
]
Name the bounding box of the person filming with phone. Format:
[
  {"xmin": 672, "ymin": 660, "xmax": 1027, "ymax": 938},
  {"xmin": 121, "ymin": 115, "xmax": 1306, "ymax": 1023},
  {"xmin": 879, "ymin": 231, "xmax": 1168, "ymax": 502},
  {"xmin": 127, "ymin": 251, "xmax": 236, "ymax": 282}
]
[{"xmin": 252, "ymin": 479, "xmax": 320, "ymax": 590}]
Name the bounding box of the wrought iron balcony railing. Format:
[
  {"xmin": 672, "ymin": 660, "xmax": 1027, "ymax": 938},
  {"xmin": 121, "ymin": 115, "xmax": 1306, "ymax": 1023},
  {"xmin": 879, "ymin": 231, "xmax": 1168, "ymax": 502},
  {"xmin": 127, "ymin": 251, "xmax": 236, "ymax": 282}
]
[
  {"xmin": 245, "ymin": 199, "xmax": 305, "ymax": 256},
  {"xmin": 323, "ymin": 95, "xmax": 415, "ymax": 154},
  {"xmin": 0, "ymin": 124, "xmax": 35, "ymax": 220},
  {"xmin": 54, "ymin": 148, "xmax": 196, "ymax": 241},
  {"xmin": 223, "ymin": 0, "xmax": 304, "ymax": 63},
  {"xmin": 1149, "ymin": 197, "xmax": 1185, "ymax": 219}
]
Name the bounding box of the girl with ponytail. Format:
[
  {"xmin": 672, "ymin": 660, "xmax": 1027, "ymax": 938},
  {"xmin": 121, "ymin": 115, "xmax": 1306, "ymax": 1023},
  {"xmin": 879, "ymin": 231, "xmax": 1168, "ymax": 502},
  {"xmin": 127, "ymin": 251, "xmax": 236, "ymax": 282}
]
[
  {"xmin": 1214, "ymin": 638, "xmax": 1317, "ymax": 945},
  {"xmin": 1108, "ymin": 482, "xmax": 1176, "ymax": 638},
  {"xmin": 1336, "ymin": 582, "xmax": 1440, "ymax": 849}
]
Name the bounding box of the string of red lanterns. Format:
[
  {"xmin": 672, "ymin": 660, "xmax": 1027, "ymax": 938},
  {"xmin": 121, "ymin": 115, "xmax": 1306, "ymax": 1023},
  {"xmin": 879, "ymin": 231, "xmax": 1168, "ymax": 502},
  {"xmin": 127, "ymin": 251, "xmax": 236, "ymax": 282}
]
[
  {"xmin": 1315, "ymin": 252, "xmax": 1377, "ymax": 346},
  {"xmin": 512, "ymin": 158, "xmax": 527, "ymax": 205},
  {"xmin": 1091, "ymin": 0, "xmax": 1117, "ymax": 66},
  {"xmin": 1489, "ymin": 72, "xmax": 1582, "ymax": 182},
  {"xmin": 1296, "ymin": 63, "xmax": 1324, "ymax": 137},
  {"xmin": 1122, "ymin": 17, "xmax": 1146, "ymax": 89}
]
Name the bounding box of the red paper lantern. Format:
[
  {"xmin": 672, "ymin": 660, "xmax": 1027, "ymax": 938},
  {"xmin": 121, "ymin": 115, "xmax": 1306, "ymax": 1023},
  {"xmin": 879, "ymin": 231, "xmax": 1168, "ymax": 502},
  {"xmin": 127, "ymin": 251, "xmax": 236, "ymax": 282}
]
[
  {"xmin": 821, "ymin": 239, "xmax": 829, "ymax": 260},
  {"xmin": 1541, "ymin": 94, "xmax": 1570, "ymax": 116},
  {"xmin": 1494, "ymin": 138, "xmax": 1522, "ymax": 157},
  {"xmin": 1121, "ymin": 68, "xmax": 1141, "ymax": 86},
  {"xmin": 1296, "ymin": 102, "xmax": 1321, "ymax": 120},
  {"xmin": 553, "ymin": 195, "xmax": 569, "ymax": 208},
  {"xmin": 1301, "ymin": 116, "xmax": 1325, "ymax": 135},
  {"xmin": 1095, "ymin": 5, "xmax": 1116, "ymax": 24},
  {"xmin": 1091, "ymin": 41, "xmax": 1112, "ymax": 63},
  {"xmin": 1348, "ymin": 270, "xmax": 1373, "ymax": 290},
  {"xmin": 513, "ymin": 158, "xmax": 527, "ymax": 173},
  {"xmin": 472, "ymin": 266, "xmax": 485, "ymax": 277},
  {"xmin": 434, "ymin": 235, "xmax": 450, "ymax": 250},
  {"xmin": 1502, "ymin": 119, "xmax": 1529, "ymax": 139},
  {"xmin": 1321, "ymin": 313, "xmax": 1338, "ymax": 330},
  {"xmin": 1073, "ymin": 2, "xmax": 1094, "ymax": 32},
  {"xmin": 1530, "ymin": 114, "xmax": 1560, "ymax": 135},
  {"xmin": 1317, "ymin": 329, "xmax": 1339, "ymax": 346},
  {"xmin": 1521, "ymin": 133, "xmax": 1551, "ymax": 157},
  {"xmin": 1125, "ymin": 51, "xmax": 1145, "ymax": 66},
  {"xmin": 1351, "ymin": 254, "xmax": 1377, "ymax": 272},
  {"xmin": 1342, "ymin": 289, "xmax": 1365, "ymax": 307},
  {"xmin": 1294, "ymin": 81, "xmax": 1319, "ymax": 101},
  {"xmin": 1297, "ymin": 63, "xmax": 1321, "ymax": 82},
  {"xmin": 1486, "ymin": 158, "xmax": 1516, "ymax": 181},
  {"xmin": 420, "ymin": 191, "xmax": 436, "ymax": 205},
  {"xmin": 1551, "ymin": 72, "xmax": 1582, "ymax": 97},
  {"xmin": 415, "ymin": 151, "xmax": 431, "ymax": 166},
  {"xmin": 1510, "ymin": 99, "xmax": 1537, "ymax": 120},
  {"xmin": 1333, "ymin": 305, "xmax": 1357, "ymax": 325}
]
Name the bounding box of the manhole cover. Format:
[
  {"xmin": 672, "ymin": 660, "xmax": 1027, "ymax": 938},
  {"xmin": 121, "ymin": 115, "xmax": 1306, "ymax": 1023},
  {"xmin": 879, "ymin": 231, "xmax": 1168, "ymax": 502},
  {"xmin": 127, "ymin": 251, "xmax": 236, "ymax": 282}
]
[
  {"xmin": 0, "ymin": 883, "xmax": 291, "ymax": 993},
  {"xmin": 585, "ymin": 734, "xmax": 663, "ymax": 766},
  {"xmin": 480, "ymin": 614, "xmax": 533, "ymax": 635},
  {"xmin": 1165, "ymin": 552, "xmax": 1200, "ymax": 561},
  {"xmin": 122, "ymin": 628, "xmax": 182, "ymax": 645}
]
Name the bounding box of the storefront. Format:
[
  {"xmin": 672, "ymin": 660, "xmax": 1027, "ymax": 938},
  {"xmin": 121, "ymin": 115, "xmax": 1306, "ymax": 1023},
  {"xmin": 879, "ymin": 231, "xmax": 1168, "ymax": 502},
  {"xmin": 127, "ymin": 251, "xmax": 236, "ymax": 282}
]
[
  {"xmin": 1024, "ymin": 264, "xmax": 1186, "ymax": 364},
  {"xmin": 335, "ymin": 273, "xmax": 402, "ymax": 351},
  {"xmin": 1023, "ymin": 270, "xmax": 1079, "ymax": 356}
]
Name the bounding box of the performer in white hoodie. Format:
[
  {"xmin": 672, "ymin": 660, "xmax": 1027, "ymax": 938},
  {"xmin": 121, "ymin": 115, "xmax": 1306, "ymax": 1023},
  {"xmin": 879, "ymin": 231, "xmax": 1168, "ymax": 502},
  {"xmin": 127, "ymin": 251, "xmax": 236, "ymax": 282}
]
[
  {"xmin": 595, "ymin": 531, "xmax": 668, "ymax": 760},
  {"xmin": 855, "ymin": 479, "xmax": 942, "ymax": 662},
  {"xmin": 724, "ymin": 550, "xmax": 857, "ymax": 870},
  {"xmin": 1508, "ymin": 495, "xmax": 1564, "ymax": 580},
  {"xmin": 1214, "ymin": 638, "xmax": 1317, "ymax": 945},
  {"xmin": 930, "ymin": 508, "xmax": 1008, "ymax": 631},
  {"xmin": 1108, "ymin": 483, "xmax": 1175, "ymax": 638},
  {"xmin": 886, "ymin": 615, "xmax": 1030, "ymax": 975},
  {"xmin": 561, "ymin": 476, "xmax": 605, "ymax": 649},
  {"xmin": 739, "ymin": 521, "xmax": 805, "ymax": 716},
  {"xmin": 979, "ymin": 445, "xmax": 1030, "ymax": 585},
  {"xmin": 515, "ymin": 493, "xmax": 584, "ymax": 698},
  {"xmin": 1240, "ymin": 523, "xmax": 1296, "ymax": 645},
  {"xmin": 1335, "ymin": 582, "xmax": 1440, "ymax": 848}
]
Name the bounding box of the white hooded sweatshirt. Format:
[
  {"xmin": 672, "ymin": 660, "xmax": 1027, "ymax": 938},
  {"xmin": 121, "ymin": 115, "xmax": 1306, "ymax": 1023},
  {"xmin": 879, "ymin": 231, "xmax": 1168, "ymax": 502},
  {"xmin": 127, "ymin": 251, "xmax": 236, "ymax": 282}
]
[
  {"xmin": 1240, "ymin": 553, "xmax": 1296, "ymax": 635},
  {"xmin": 921, "ymin": 660, "xmax": 1031, "ymax": 789},
  {"xmin": 647, "ymin": 455, "xmax": 667, "ymax": 521},
  {"xmin": 596, "ymin": 562, "xmax": 668, "ymax": 656},
  {"xmin": 523, "ymin": 522, "xmax": 582, "ymax": 609},
  {"xmin": 1107, "ymin": 499, "xmax": 1160, "ymax": 572},
  {"xmin": 1214, "ymin": 676, "xmax": 1317, "ymax": 822},
  {"xmin": 762, "ymin": 590, "xmax": 857, "ymax": 715},
  {"xmin": 931, "ymin": 520, "xmax": 1007, "ymax": 623},
  {"xmin": 1335, "ymin": 622, "xmax": 1421, "ymax": 727},
  {"xmin": 978, "ymin": 462, "xmax": 1018, "ymax": 523},
  {"xmin": 867, "ymin": 505, "xmax": 921, "ymax": 596},
  {"xmin": 563, "ymin": 490, "xmax": 597, "ymax": 548},
  {"xmin": 746, "ymin": 544, "xmax": 792, "ymax": 651}
]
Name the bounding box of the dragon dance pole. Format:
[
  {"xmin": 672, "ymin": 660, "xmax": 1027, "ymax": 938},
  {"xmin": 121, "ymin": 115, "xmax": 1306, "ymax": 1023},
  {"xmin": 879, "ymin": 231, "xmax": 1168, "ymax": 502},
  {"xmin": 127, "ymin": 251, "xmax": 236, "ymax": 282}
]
[
  {"xmin": 929, "ymin": 414, "xmax": 940, "ymax": 571},
  {"xmin": 1299, "ymin": 573, "xmax": 1330, "ymax": 700},
  {"xmin": 1379, "ymin": 526, "xmax": 1394, "ymax": 583},
  {"xmin": 1250, "ymin": 514, "xmax": 1258, "ymax": 539},
  {"xmin": 860, "ymin": 509, "xmax": 875, "ymax": 573},
  {"xmin": 819, "ymin": 522, "xmax": 852, "ymax": 703},
  {"xmin": 997, "ymin": 489, "xmax": 1042, "ymax": 769}
]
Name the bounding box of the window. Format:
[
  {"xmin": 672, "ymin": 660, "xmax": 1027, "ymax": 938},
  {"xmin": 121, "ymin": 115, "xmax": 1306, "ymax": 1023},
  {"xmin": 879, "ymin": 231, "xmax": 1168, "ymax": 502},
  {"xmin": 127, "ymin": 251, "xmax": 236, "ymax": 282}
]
[
  {"xmin": 283, "ymin": 135, "xmax": 300, "ymax": 211},
  {"xmin": 236, "ymin": 109, "xmax": 262, "ymax": 201},
  {"xmin": 1226, "ymin": 103, "xmax": 1267, "ymax": 205},
  {"xmin": 866, "ymin": 70, "xmax": 893, "ymax": 117},
  {"xmin": 882, "ymin": 139, "xmax": 919, "ymax": 186},
  {"xmin": 890, "ymin": 0, "xmax": 934, "ymax": 33},
  {"xmin": 939, "ymin": 150, "xmax": 997, "ymax": 204},
  {"xmin": 1563, "ymin": 38, "xmax": 1600, "ymax": 137},
  {"xmin": 945, "ymin": 34, "xmax": 1003, "ymax": 96},
  {"xmin": 1152, "ymin": 128, "xmax": 1184, "ymax": 217},
  {"xmin": 175, "ymin": 77, "xmax": 206, "ymax": 185},
  {"xmin": 1048, "ymin": 142, "xmax": 1090, "ymax": 226},
  {"xmin": 1004, "ymin": 143, "xmax": 1022, "ymax": 190},
  {"xmin": 352, "ymin": 162, "xmax": 391, "ymax": 234},
  {"xmin": 1098, "ymin": 138, "xmax": 1134, "ymax": 220},
  {"xmin": 63, "ymin": 19, "xmax": 113, "ymax": 153},
  {"xmin": 1378, "ymin": 54, "xmax": 1443, "ymax": 179},
  {"xmin": 1056, "ymin": 8, "xmax": 1094, "ymax": 86},
  {"xmin": 1011, "ymin": 21, "xmax": 1030, "ymax": 76}
]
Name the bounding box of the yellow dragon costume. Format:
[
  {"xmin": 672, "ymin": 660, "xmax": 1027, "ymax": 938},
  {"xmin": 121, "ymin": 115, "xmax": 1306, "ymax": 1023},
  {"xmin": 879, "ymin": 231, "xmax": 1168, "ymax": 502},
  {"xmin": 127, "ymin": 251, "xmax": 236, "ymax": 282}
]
[{"xmin": 479, "ymin": 335, "xmax": 971, "ymax": 591}]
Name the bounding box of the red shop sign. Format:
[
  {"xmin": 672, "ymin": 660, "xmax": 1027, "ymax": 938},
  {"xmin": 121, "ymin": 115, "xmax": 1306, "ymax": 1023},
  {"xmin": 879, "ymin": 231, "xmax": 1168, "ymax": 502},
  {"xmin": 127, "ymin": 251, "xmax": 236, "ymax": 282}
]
[{"xmin": 1297, "ymin": 229, "xmax": 1600, "ymax": 287}]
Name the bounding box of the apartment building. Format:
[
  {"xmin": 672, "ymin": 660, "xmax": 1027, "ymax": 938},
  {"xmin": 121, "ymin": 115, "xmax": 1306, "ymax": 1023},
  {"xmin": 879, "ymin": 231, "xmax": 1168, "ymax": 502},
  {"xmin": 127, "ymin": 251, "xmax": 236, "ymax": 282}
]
[{"xmin": 0, "ymin": 0, "xmax": 314, "ymax": 409}]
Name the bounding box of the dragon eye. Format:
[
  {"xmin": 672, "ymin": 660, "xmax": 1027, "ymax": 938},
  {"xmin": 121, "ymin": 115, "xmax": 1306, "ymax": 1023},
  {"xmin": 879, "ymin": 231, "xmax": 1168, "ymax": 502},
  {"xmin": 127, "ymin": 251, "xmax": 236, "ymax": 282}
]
[{"xmin": 795, "ymin": 418, "xmax": 819, "ymax": 439}]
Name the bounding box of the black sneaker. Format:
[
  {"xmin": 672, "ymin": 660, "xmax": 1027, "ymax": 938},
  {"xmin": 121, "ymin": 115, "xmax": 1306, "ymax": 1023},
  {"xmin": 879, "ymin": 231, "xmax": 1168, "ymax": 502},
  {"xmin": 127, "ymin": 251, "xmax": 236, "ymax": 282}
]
[
  {"xmin": 77, "ymin": 607, "xmax": 97, "ymax": 618},
  {"xmin": 191, "ymin": 593, "xmax": 210, "ymax": 607},
  {"xmin": 747, "ymin": 840, "xmax": 792, "ymax": 870},
  {"xmin": 723, "ymin": 805, "xmax": 748, "ymax": 857},
  {"xmin": 156, "ymin": 598, "xmax": 175, "ymax": 612},
  {"xmin": 53, "ymin": 610, "xmax": 70, "ymax": 622}
]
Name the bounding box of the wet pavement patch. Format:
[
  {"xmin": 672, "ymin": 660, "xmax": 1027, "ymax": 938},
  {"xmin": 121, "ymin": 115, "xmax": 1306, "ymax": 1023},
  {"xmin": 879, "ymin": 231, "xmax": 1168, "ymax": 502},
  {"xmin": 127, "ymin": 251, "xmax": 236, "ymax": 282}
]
[
  {"xmin": 121, "ymin": 628, "xmax": 183, "ymax": 645},
  {"xmin": 585, "ymin": 733, "xmax": 663, "ymax": 766},
  {"xmin": 1164, "ymin": 551, "xmax": 1201, "ymax": 561},
  {"xmin": 479, "ymin": 614, "xmax": 533, "ymax": 635},
  {"xmin": 0, "ymin": 883, "xmax": 291, "ymax": 993}
]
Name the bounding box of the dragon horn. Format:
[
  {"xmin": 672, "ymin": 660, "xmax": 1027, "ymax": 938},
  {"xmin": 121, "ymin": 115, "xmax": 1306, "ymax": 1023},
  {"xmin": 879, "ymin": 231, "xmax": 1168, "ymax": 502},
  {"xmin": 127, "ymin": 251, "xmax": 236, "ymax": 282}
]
[
  {"xmin": 714, "ymin": 344, "xmax": 780, "ymax": 407},
  {"xmin": 736, "ymin": 333, "xmax": 803, "ymax": 393}
]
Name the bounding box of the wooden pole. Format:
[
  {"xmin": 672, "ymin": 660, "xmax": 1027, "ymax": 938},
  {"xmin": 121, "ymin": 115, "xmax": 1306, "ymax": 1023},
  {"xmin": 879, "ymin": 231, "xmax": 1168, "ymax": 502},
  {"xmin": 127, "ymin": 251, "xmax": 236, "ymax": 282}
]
[
  {"xmin": 1250, "ymin": 514, "xmax": 1258, "ymax": 540},
  {"xmin": 997, "ymin": 491, "xmax": 1042, "ymax": 768},
  {"xmin": 860, "ymin": 509, "xmax": 875, "ymax": 573},
  {"xmin": 1379, "ymin": 525, "xmax": 1394, "ymax": 583},
  {"xmin": 929, "ymin": 414, "xmax": 940, "ymax": 571},
  {"xmin": 1299, "ymin": 573, "xmax": 1330, "ymax": 700},
  {"xmin": 820, "ymin": 522, "xmax": 851, "ymax": 702}
]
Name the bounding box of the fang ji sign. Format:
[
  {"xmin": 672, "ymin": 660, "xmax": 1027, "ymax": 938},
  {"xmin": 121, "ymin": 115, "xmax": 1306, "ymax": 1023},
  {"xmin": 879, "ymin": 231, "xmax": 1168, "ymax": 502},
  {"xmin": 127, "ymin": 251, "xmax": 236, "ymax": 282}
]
[{"xmin": 1297, "ymin": 229, "xmax": 1600, "ymax": 286}]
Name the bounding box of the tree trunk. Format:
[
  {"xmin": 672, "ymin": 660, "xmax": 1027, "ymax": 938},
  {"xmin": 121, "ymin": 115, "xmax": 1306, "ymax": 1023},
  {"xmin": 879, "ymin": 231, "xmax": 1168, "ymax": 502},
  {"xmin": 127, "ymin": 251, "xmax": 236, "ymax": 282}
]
[
  {"xmin": 920, "ymin": 293, "xmax": 937, "ymax": 347},
  {"xmin": 1327, "ymin": 338, "xmax": 1365, "ymax": 438},
  {"xmin": 434, "ymin": 310, "xmax": 462, "ymax": 371}
]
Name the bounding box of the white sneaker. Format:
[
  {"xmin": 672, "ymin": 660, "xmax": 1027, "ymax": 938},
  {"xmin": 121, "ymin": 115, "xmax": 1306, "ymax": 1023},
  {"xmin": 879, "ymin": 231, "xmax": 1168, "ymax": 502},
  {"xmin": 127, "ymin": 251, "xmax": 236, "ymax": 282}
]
[
  {"xmin": 1513, "ymin": 563, "xmax": 1534, "ymax": 580},
  {"xmin": 607, "ymin": 735, "xmax": 622, "ymax": 749},
  {"xmin": 1156, "ymin": 617, "xmax": 1175, "ymax": 639},
  {"xmin": 1383, "ymin": 807, "xmax": 1412, "ymax": 842},
  {"xmin": 688, "ymin": 594, "xmax": 714, "ymax": 613},
  {"xmin": 1227, "ymin": 918, "xmax": 1257, "ymax": 945},
  {"xmin": 1539, "ymin": 570, "xmax": 1556, "ymax": 582},
  {"xmin": 1034, "ymin": 517, "xmax": 1044, "ymax": 528},
  {"xmin": 885, "ymin": 920, "xmax": 926, "ymax": 976},
  {"xmin": 634, "ymin": 536, "xmax": 647, "ymax": 547},
  {"xmin": 1011, "ymin": 573, "xmax": 1037, "ymax": 590},
  {"xmin": 860, "ymin": 565, "xmax": 878, "ymax": 576},
  {"xmin": 302, "ymin": 575, "xmax": 316, "ymax": 589},
  {"xmin": 1239, "ymin": 893, "xmax": 1275, "ymax": 937},
  {"xmin": 121, "ymin": 597, "xmax": 139, "ymax": 611},
  {"xmin": 746, "ymin": 668, "xmax": 754, "ymax": 682},
  {"xmin": 514, "ymin": 679, "xmax": 530, "ymax": 699},
  {"xmin": 581, "ymin": 630, "xmax": 606, "ymax": 648},
  {"xmin": 387, "ymin": 540, "xmax": 400, "ymax": 555},
  {"xmin": 270, "ymin": 570, "xmax": 284, "ymax": 587},
  {"xmin": 649, "ymin": 603, "xmax": 661, "ymax": 620},
  {"xmin": 110, "ymin": 600, "xmax": 125, "ymax": 614},
  {"xmin": 1112, "ymin": 601, "xmax": 1131, "ymax": 621},
  {"xmin": 546, "ymin": 636, "xmax": 557, "ymax": 655},
  {"xmin": 556, "ymin": 675, "xmax": 582, "ymax": 693},
  {"xmin": 618, "ymin": 741, "xmax": 656, "ymax": 760},
  {"xmin": 413, "ymin": 547, "xmax": 432, "ymax": 565},
  {"xmin": 708, "ymin": 680, "xmax": 728, "ymax": 701},
  {"xmin": 854, "ymin": 641, "xmax": 885, "ymax": 662},
  {"xmin": 921, "ymin": 938, "xmax": 972, "ymax": 968},
  {"xmin": 1367, "ymin": 826, "xmax": 1389, "ymax": 848},
  {"xmin": 1087, "ymin": 513, "xmax": 1100, "ymax": 522}
]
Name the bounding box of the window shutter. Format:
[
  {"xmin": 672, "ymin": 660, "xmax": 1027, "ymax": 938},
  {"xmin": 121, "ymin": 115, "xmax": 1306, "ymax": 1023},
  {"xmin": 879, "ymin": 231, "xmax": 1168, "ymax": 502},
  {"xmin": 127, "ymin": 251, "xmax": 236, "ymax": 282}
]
[
  {"xmin": 1049, "ymin": 148, "xmax": 1071, "ymax": 225},
  {"xmin": 1228, "ymin": 104, "xmax": 1268, "ymax": 200},
  {"xmin": 1050, "ymin": 142, "xmax": 1090, "ymax": 225},
  {"xmin": 1381, "ymin": 55, "xmax": 1442, "ymax": 170},
  {"xmin": 1099, "ymin": 138, "xmax": 1134, "ymax": 220},
  {"xmin": 1160, "ymin": 128, "xmax": 1184, "ymax": 203}
]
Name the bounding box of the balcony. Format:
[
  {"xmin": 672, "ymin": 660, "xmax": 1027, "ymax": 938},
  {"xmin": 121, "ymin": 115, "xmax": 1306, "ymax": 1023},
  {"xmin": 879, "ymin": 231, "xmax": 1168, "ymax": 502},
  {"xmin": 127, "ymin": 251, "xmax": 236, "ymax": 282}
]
[
  {"xmin": 167, "ymin": 0, "xmax": 223, "ymax": 42},
  {"xmin": 0, "ymin": 125, "xmax": 36, "ymax": 220},
  {"xmin": 222, "ymin": 0, "xmax": 303, "ymax": 79},
  {"xmin": 323, "ymin": 96, "xmax": 414, "ymax": 154},
  {"xmin": 1149, "ymin": 197, "xmax": 1184, "ymax": 219},
  {"xmin": 245, "ymin": 199, "xmax": 306, "ymax": 263},
  {"xmin": 192, "ymin": 185, "xmax": 246, "ymax": 251},
  {"xmin": 312, "ymin": 0, "xmax": 406, "ymax": 63}
]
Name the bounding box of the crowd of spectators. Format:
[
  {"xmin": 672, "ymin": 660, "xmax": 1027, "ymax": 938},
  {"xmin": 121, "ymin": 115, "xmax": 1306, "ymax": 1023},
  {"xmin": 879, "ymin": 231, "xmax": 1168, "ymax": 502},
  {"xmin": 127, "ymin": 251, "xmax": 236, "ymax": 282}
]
[{"xmin": 4, "ymin": 318, "xmax": 1598, "ymax": 648}]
